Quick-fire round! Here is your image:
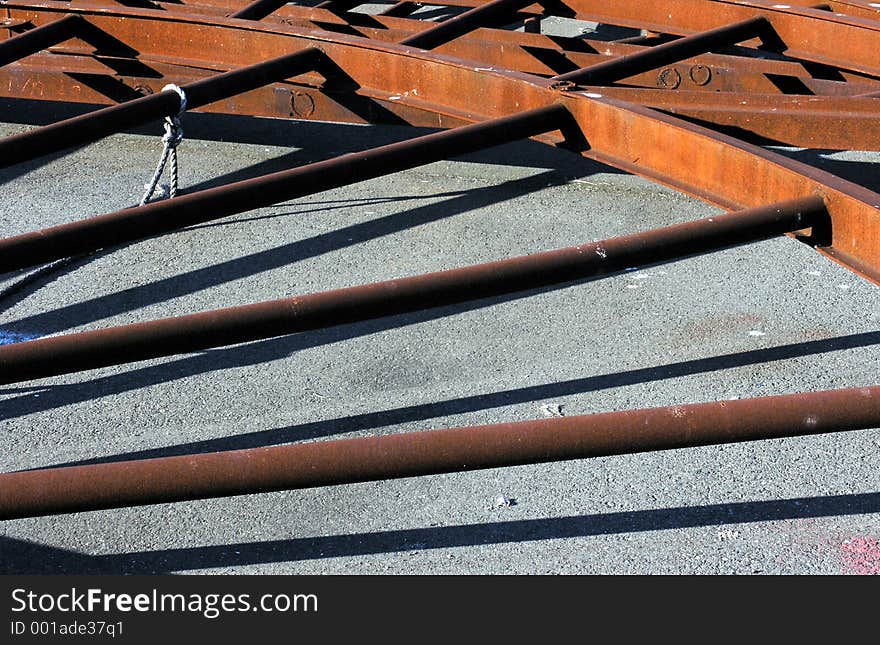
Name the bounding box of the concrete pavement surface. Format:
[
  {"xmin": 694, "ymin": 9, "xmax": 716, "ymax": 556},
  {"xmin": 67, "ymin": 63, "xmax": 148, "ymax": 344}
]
[{"xmin": 0, "ymin": 104, "xmax": 878, "ymax": 574}]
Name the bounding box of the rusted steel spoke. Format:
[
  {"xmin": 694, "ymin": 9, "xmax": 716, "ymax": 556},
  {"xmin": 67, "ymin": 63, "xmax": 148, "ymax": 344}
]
[
  {"xmin": 0, "ymin": 46, "xmax": 323, "ymax": 169},
  {"xmin": 380, "ymin": 1, "xmax": 423, "ymax": 17},
  {"xmin": 314, "ymin": 0, "xmax": 364, "ymax": 12},
  {"xmin": 0, "ymin": 196, "xmax": 827, "ymax": 385},
  {"xmin": 400, "ymin": 0, "xmax": 536, "ymax": 49},
  {"xmin": 230, "ymin": 0, "xmax": 290, "ymax": 20},
  {"xmin": 553, "ymin": 16, "xmax": 774, "ymax": 85},
  {"xmin": 1, "ymin": 384, "xmax": 876, "ymax": 519},
  {"xmin": 0, "ymin": 105, "xmax": 572, "ymax": 271},
  {"xmin": 0, "ymin": 14, "xmax": 83, "ymax": 67}
]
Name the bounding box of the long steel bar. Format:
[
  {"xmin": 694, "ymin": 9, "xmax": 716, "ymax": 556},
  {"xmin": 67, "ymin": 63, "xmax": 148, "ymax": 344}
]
[
  {"xmin": 0, "ymin": 196, "xmax": 826, "ymax": 385},
  {"xmin": 229, "ymin": 0, "xmax": 289, "ymax": 20},
  {"xmin": 0, "ymin": 46, "xmax": 322, "ymax": 170},
  {"xmin": 399, "ymin": 0, "xmax": 535, "ymax": 49},
  {"xmin": 0, "ymin": 105, "xmax": 570, "ymax": 272},
  {"xmin": 0, "ymin": 14, "xmax": 82, "ymax": 67},
  {"xmin": 1, "ymin": 384, "xmax": 876, "ymax": 519},
  {"xmin": 314, "ymin": 0, "xmax": 366, "ymax": 11},
  {"xmin": 553, "ymin": 16, "xmax": 773, "ymax": 84},
  {"xmin": 380, "ymin": 2, "xmax": 422, "ymax": 17}
]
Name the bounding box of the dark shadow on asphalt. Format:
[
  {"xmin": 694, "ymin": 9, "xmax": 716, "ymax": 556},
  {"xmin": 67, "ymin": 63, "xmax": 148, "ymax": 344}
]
[
  {"xmin": 0, "ymin": 281, "xmax": 607, "ymax": 424},
  {"xmin": 19, "ymin": 329, "xmax": 880, "ymax": 466},
  {"xmin": 0, "ymin": 143, "xmax": 93, "ymax": 188},
  {"xmin": 2, "ymin": 491, "xmax": 877, "ymax": 573}
]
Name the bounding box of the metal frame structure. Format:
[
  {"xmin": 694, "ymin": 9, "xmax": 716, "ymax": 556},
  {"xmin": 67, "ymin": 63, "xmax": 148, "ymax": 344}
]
[{"xmin": 0, "ymin": 0, "xmax": 877, "ymax": 520}]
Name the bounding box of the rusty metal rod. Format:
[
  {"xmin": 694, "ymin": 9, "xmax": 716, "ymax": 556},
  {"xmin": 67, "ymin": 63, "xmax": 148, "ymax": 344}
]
[
  {"xmin": 0, "ymin": 195, "xmax": 826, "ymax": 385},
  {"xmin": 613, "ymin": 32, "xmax": 663, "ymax": 45},
  {"xmin": 0, "ymin": 14, "xmax": 83, "ymax": 68},
  {"xmin": 553, "ymin": 16, "xmax": 772, "ymax": 85},
  {"xmin": 1, "ymin": 384, "xmax": 876, "ymax": 519},
  {"xmin": 400, "ymin": 0, "xmax": 535, "ymax": 49},
  {"xmin": 315, "ymin": 0, "xmax": 363, "ymax": 10},
  {"xmin": 0, "ymin": 47, "xmax": 322, "ymax": 170},
  {"xmin": 523, "ymin": 16, "xmax": 541, "ymax": 34},
  {"xmin": 230, "ymin": 0, "xmax": 290, "ymax": 20},
  {"xmin": 380, "ymin": 1, "xmax": 423, "ymax": 17},
  {"xmin": 0, "ymin": 105, "xmax": 570, "ymax": 272}
]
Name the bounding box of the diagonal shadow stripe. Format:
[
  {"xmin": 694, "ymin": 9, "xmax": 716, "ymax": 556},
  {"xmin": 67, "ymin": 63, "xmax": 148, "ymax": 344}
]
[
  {"xmin": 40, "ymin": 329, "xmax": 880, "ymax": 468},
  {"xmin": 2, "ymin": 491, "xmax": 877, "ymax": 574},
  {"xmin": 0, "ymin": 280, "xmax": 583, "ymax": 424}
]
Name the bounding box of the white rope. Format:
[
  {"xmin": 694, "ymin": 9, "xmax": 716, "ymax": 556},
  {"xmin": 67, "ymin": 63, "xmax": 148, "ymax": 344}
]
[{"xmin": 139, "ymin": 84, "xmax": 187, "ymax": 206}]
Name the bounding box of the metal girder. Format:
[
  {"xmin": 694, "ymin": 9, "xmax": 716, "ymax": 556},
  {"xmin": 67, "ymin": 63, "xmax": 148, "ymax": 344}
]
[
  {"xmin": 5, "ymin": 1, "xmax": 880, "ymax": 152},
  {"xmin": 123, "ymin": 0, "xmax": 880, "ymax": 76},
  {"xmin": 0, "ymin": 6, "xmax": 878, "ymax": 279}
]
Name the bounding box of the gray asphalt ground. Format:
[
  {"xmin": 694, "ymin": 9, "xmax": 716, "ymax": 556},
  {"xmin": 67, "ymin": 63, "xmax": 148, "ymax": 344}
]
[{"xmin": 0, "ymin": 102, "xmax": 877, "ymax": 575}]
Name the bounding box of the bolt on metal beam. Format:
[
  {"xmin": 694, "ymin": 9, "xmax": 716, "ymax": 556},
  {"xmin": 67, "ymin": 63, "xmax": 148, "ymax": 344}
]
[
  {"xmin": 553, "ymin": 16, "xmax": 773, "ymax": 85},
  {"xmin": 1, "ymin": 383, "xmax": 875, "ymax": 519},
  {"xmin": 0, "ymin": 46, "xmax": 324, "ymax": 170},
  {"xmin": 0, "ymin": 195, "xmax": 827, "ymax": 385},
  {"xmin": 0, "ymin": 104, "xmax": 573, "ymax": 272}
]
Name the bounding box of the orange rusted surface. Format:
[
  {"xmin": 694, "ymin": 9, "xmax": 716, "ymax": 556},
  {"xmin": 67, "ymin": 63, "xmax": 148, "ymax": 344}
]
[{"xmin": 0, "ymin": 3, "xmax": 877, "ymax": 281}]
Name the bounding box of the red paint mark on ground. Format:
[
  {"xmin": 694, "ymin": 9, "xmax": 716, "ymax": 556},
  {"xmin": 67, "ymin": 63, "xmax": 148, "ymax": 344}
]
[{"xmin": 840, "ymin": 537, "xmax": 880, "ymax": 575}]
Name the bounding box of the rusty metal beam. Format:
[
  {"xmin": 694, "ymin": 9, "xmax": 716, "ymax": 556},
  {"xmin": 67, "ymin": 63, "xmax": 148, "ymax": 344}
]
[
  {"xmin": 1, "ymin": 384, "xmax": 876, "ymax": 519},
  {"xmin": 9, "ymin": 55, "xmax": 880, "ymax": 151},
  {"xmin": 0, "ymin": 6, "xmax": 877, "ymax": 281},
  {"xmin": 553, "ymin": 16, "xmax": 773, "ymax": 85},
  {"xmin": 0, "ymin": 6, "xmax": 877, "ymax": 280},
  {"xmin": 11, "ymin": 2, "xmax": 880, "ymax": 96},
  {"xmin": 549, "ymin": 0, "xmax": 880, "ymax": 78},
  {"xmin": 230, "ymin": 0, "xmax": 289, "ymax": 20},
  {"xmin": 0, "ymin": 105, "xmax": 570, "ymax": 272},
  {"xmin": 314, "ymin": 0, "xmax": 363, "ymax": 10},
  {"xmin": 380, "ymin": 2, "xmax": 422, "ymax": 17},
  {"xmin": 0, "ymin": 196, "xmax": 827, "ymax": 384},
  {"xmin": 0, "ymin": 46, "xmax": 323, "ymax": 169},
  {"xmin": 0, "ymin": 13, "xmax": 82, "ymax": 67},
  {"xmin": 591, "ymin": 89, "xmax": 880, "ymax": 149},
  {"xmin": 400, "ymin": 0, "xmax": 535, "ymax": 49},
  {"xmin": 153, "ymin": 0, "xmax": 880, "ymax": 76}
]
